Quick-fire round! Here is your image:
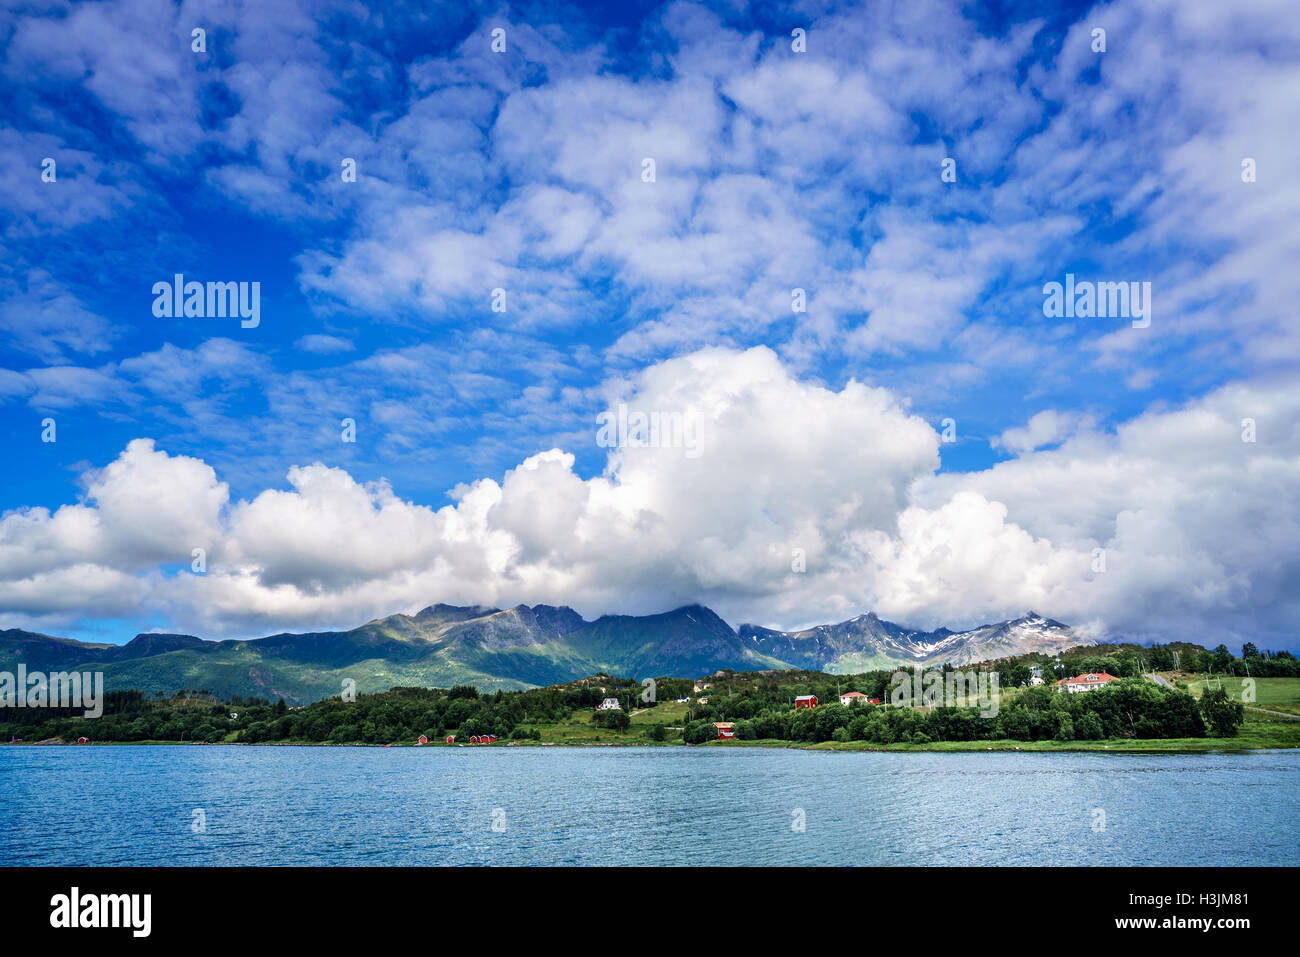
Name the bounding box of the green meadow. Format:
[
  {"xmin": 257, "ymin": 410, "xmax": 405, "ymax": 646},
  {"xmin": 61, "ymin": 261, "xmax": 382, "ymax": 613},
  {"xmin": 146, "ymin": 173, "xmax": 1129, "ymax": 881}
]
[{"xmin": 1184, "ymin": 675, "xmax": 1300, "ymax": 716}]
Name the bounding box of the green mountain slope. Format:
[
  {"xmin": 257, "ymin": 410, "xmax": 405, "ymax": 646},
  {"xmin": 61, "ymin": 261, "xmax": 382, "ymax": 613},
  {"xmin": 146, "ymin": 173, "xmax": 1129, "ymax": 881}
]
[
  {"xmin": 0, "ymin": 605, "xmax": 1093, "ymax": 704},
  {"xmin": 0, "ymin": 603, "xmax": 776, "ymax": 703}
]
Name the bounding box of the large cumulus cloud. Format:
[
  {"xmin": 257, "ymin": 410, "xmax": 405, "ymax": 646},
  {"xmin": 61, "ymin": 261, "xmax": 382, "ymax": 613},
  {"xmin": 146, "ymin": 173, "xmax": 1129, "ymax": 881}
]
[{"xmin": 2, "ymin": 348, "xmax": 1296, "ymax": 649}]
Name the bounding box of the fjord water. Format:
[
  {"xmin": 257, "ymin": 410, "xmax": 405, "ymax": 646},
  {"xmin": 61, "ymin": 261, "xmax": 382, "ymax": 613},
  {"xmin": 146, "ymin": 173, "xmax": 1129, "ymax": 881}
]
[{"xmin": 1, "ymin": 747, "xmax": 1296, "ymax": 866}]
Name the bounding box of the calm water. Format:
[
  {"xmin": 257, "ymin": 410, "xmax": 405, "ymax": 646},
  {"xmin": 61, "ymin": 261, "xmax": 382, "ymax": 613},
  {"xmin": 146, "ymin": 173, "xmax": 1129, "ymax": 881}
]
[{"xmin": 1, "ymin": 746, "xmax": 1296, "ymax": 866}]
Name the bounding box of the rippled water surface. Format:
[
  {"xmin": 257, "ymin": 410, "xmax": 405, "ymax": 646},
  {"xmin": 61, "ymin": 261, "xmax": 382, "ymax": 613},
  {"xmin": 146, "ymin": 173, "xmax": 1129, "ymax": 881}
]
[{"xmin": 1, "ymin": 746, "xmax": 1296, "ymax": 865}]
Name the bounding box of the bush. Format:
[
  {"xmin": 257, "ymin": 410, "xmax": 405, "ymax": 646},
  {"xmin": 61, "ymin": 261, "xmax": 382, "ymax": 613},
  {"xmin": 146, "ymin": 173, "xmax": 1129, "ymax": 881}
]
[
  {"xmin": 1133, "ymin": 717, "xmax": 1161, "ymax": 738},
  {"xmin": 1075, "ymin": 712, "xmax": 1104, "ymax": 740},
  {"xmin": 1200, "ymin": 687, "xmax": 1245, "ymax": 737},
  {"xmin": 459, "ymin": 716, "xmax": 493, "ymax": 739},
  {"xmin": 328, "ymin": 723, "xmax": 360, "ymax": 742},
  {"xmin": 591, "ymin": 709, "xmax": 630, "ymax": 731},
  {"xmin": 683, "ymin": 720, "xmax": 717, "ymax": 745},
  {"xmin": 1053, "ymin": 714, "xmax": 1074, "ymax": 742}
]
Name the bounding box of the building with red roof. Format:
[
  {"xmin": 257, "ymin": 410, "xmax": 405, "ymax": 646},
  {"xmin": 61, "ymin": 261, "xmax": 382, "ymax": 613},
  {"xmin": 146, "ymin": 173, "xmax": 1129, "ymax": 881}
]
[
  {"xmin": 1056, "ymin": 672, "xmax": 1121, "ymax": 693},
  {"xmin": 839, "ymin": 691, "xmax": 880, "ymax": 706}
]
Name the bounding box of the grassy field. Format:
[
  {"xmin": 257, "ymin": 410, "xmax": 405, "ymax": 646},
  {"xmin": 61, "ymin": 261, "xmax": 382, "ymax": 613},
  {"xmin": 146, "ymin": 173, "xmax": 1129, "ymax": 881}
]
[
  {"xmin": 1181, "ymin": 675, "xmax": 1300, "ymax": 716},
  {"xmin": 629, "ymin": 700, "xmax": 689, "ymax": 725},
  {"xmin": 517, "ymin": 702, "xmax": 687, "ymax": 746}
]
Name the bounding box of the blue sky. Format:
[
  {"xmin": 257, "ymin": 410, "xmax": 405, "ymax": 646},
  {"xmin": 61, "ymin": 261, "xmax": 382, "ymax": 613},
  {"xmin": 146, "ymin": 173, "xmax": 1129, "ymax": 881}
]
[{"xmin": 1, "ymin": 0, "xmax": 1298, "ymax": 650}]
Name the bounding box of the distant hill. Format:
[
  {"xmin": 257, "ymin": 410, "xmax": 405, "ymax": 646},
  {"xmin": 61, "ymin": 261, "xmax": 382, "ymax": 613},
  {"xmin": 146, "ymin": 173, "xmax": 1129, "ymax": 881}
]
[{"xmin": 0, "ymin": 605, "xmax": 1094, "ymax": 704}]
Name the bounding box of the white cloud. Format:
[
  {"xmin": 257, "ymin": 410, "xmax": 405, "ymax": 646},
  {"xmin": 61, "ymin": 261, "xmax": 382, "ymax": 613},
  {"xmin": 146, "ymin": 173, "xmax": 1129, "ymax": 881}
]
[
  {"xmin": 913, "ymin": 375, "xmax": 1300, "ymax": 639},
  {"xmin": 1, "ymin": 350, "xmax": 1296, "ymax": 651},
  {"xmin": 8, "ymin": 0, "xmax": 1299, "ymax": 429},
  {"xmin": 0, "ymin": 269, "xmax": 117, "ymax": 363},
  {"xmin": 993, "ymin": 409, "xmax": 1095, "ymax": 455},
  {"xmin": 0, "ymin": 439, "xmax": 227, "ymax": 592},
  {"xmin": 294, "ymin": 334, "xmax": 355, "ymax": 354}
]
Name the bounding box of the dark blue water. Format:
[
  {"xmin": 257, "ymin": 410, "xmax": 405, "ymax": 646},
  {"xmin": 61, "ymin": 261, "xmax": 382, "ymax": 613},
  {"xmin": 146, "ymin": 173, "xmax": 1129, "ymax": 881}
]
[{"xmin": 1, "ymin": 746, "xmax": 1296, "ymax": 866}]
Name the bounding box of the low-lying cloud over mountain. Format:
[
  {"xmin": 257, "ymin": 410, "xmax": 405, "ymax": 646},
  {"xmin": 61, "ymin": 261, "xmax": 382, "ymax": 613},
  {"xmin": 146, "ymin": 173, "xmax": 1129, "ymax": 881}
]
[{"xmin": 2, "ymin": 347, "xmax": 1297, "ymax": 650}]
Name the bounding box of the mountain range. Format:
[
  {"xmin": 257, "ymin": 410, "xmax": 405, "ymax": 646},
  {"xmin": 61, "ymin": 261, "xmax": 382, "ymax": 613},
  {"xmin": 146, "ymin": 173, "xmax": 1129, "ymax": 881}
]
[{"xmin": 0, "ymin": 604, "xmax": 1094, "ymax": 704}]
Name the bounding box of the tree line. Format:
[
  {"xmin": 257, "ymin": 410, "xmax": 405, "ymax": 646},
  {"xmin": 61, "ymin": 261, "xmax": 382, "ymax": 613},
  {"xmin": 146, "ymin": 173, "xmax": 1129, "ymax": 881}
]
[{"xmin": 684, "ymin": 678, "xmax": 1244, "ymax": 745}]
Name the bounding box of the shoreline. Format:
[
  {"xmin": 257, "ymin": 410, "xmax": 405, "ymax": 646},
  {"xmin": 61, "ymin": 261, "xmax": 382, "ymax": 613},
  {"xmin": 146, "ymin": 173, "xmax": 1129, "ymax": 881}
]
[{"xmin": 5, "ymin": 737, "xmax": 1293, "ymax": 754}]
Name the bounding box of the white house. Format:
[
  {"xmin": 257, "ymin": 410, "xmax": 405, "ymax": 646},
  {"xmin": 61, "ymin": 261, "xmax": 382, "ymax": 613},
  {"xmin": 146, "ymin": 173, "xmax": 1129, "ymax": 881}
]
[
  {"xmin": 1030, "ymin": 666, "xmax": 1044, "ymax": 686},
  {"xmin": 598, "ymin": 697, "xmax": 622, "ymax": 710},
  {"xmin": 1057, "ymin": 672, "xmax": 1120, "ymax": 694},
  {"xmin": 839, "ymin": 691, "xmax": 871, "ymax": 707}
]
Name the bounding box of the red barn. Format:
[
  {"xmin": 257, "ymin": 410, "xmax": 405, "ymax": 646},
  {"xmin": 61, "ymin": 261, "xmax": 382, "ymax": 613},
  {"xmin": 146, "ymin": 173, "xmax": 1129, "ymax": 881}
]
[
  {"xmin": 713, "ymin": 722, "xmax": 735, "ymax": 740},
  {"xmin": 469, "ymin": 735, "xmax": 480, "ymax": 743},
  {"xmin": 794, "ymin": 695, "xmax": 818, "ymax": 709},
  {"xmin": 76, "ymin": 737, "xmax": 89, "ymax": 744},
  {"xmin": 417, "ymin": 735, "xmax": 428, "ymax": 745},
  {"xmin": 445, "ymin": 735, "xmax": 455, "ymax": 744}
]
